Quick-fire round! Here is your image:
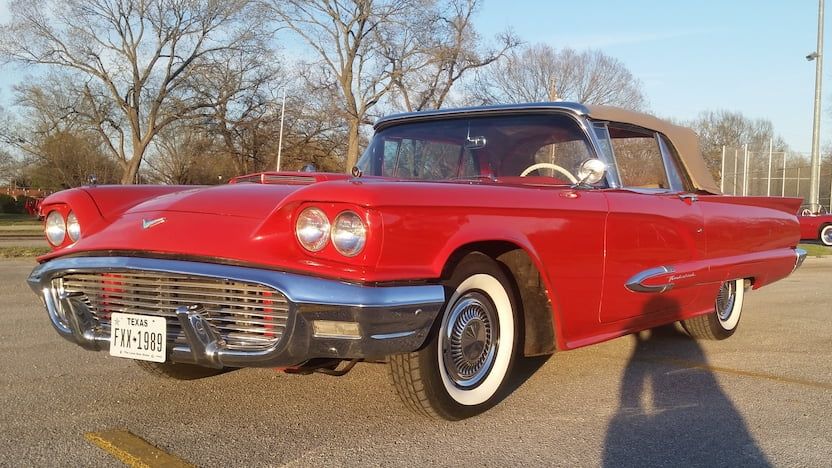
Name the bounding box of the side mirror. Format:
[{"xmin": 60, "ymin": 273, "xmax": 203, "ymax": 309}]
[{"xmin": 576, "ymin": 159, "xmax": 607, "ymax": 185}]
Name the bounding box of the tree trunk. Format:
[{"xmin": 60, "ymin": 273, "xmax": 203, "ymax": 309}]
[
  {"xmin": 344, "ymin": 118, "xmax": 361, "ymax": 173},
  {"xmin": 120, "ymin": 142, "xmax": 146, "ymax": 184}
]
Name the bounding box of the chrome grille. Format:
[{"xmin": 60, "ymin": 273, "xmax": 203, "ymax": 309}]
[{"xmin": 56, "ymin": 271, "xmax": 290, "ymax": 350}]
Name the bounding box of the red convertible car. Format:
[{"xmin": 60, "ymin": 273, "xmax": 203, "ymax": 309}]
[
  {"xmin": 798, "ymin": 210, "xmax": 832, "ymax": 246},
  {"xmin": 28, "ymin": 102, "xmax": 806, "ymax": 420}
]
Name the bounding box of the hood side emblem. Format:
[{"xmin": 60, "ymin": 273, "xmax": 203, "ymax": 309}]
[{"xmin": 141, "ymin": 217, "xmax": 167, "ymax": 230}]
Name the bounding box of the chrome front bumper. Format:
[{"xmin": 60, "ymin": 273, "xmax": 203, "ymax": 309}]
[{"xmin": 27, "ymin": 257, "xmax": 445, "ymax": 369}]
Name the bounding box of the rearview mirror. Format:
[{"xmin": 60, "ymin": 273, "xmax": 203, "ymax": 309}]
[{"xmin": 576, "ymin": 159, "xmax": 607, "ymax": 185}]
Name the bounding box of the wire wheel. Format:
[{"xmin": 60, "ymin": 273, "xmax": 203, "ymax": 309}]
[
  {"xmin": 442, "ymin": 292, "xmax": 498, "ymax": 389},
  {"xmin": 715, "ymin": 280, "xmax": 737, "ymax": 322}
]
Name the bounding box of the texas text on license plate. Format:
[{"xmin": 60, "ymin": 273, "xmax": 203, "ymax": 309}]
[{"xmin": 109, "ymin": 312, "xmax": 167, "ymax": 362}]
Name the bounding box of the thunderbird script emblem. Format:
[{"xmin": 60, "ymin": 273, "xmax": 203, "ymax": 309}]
[{"xmin": 141, "ymin": 217, "xmax": 167, "ymax": 230}]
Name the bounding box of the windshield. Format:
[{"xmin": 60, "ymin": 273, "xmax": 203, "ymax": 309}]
[{"xmin": 357, "ymin": 113, "xmax": 597, "ymax": 184}]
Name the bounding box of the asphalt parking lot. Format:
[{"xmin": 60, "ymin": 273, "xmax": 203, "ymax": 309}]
[{"xmin": 1, "ymin": 257, "xmax": 830, "ymax": 467}]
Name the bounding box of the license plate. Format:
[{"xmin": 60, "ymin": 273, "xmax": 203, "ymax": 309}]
[{"xmin": 109, "ymin": 312, "xmax": 167, "ymax": 363}]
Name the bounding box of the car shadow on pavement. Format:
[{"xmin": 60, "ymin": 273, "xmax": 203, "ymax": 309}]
[
  {"xmin": 500, "ymin": 354, "xmax": 551, "ymax": 401},
  {"xmin": 602, "ymin": 297, "xmax": 771, "ymax": 468}
]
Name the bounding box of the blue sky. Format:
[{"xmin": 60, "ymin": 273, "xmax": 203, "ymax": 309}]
[
  {"xmin": 476, "ymin": 0, "xmax": 824, "ymax": 152},
  {"xmin": 0, "ymin": 1, "xmax": 826, "ymax": 152}
]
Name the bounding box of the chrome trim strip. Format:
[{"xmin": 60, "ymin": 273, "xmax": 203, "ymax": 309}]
[
  {"xmin": 370, "ymin": 330, "xmax": 416, "ymax": 340},
  {"xmin": 28, "ymin": 256, "xmax": 445, "ymax": 308},
  {"xmin": 794, "ymin": 248, "xmax": 808, "ymax": 272},
  {"xmin": 141, "ymin": 217, "xmax": 167, "ymax": 229},
  {"xmin": 589, "ymin": 121, "xmax": 621, "ymax": 189},
  {"xmin": 625, "ymin": 266, "xmax": 675, "ymax": 293}
]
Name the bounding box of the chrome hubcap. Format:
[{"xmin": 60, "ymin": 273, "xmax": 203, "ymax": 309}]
[
  {"xmin": 442, "ymin": 292, "xmax": 498, "ymax": 388},
  {"xmin": 716, "ymin": 281, "xmax": 737, "ymax": 322}
]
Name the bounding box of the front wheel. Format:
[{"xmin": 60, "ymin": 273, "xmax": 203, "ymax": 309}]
[
  {"xmin": 389, "ymin": 253, "xmax": 519, "ymax": 420},
  {"xmin": 681, "ymin": 279, "xmax": 745, "ymax": 340}
]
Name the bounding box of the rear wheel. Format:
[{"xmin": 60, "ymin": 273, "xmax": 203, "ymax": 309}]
[
  {"xmin": 820, "ymin": 224, "xmax": 832, "ymax": 247},
  {"xmin": 388, "ymin": 253, "xmax": 519, "ymax": 420},
  {"xmin": 135, "ymin": 361, "xmax": 228, "ymax": 380},
  {"xmin": 681, "ymin": 279, "xmax": 745, "ymax": 340}
]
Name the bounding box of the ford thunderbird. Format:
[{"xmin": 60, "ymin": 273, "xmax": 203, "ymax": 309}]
[
  {"xmin": 798, "ymin": 209, "xmax": 832, "ymax": 246},
  {"xmin": 28, "ymin": 102, "xmax": 806, "ymax": 420}
]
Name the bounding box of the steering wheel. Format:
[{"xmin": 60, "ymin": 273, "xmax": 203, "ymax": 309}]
[{"xmin": 519, "ymin": 163, "xmax": 578, "ymax": 183}]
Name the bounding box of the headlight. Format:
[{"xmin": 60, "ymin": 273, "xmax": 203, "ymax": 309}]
[
  {"xmin": 296, "ymin": 207, "xmax": 330, "ymax": 252},
  {"xmin": 45, "ymin": 211, "xmax": 66, "ymax": 246},
  {"xmin": 331, "ymin": 211, "xmax": 366, "ymax": 257},
  {"xmin": 66, "ymin": 211, "xmax": 81, "ymax": 242}
]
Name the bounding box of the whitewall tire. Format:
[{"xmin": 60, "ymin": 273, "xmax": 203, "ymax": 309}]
[
  {"xmin": 682, "ymin": 279, "xmax": 745, "ymax": 340},
  {"xmin": 388, "ymin": 253, "xmax": 520, "ymax": 420},
  {"xmin": 820, "ymin": 225, "xmax": 832, "ymax": 247}
]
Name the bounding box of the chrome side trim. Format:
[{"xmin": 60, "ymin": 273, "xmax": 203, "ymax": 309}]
[
  {"xmin": 794, "ymin": 248, "xmax": 808, "ymax": 272},
  {"xmin": 625, "ymin": 266, "xmax": 675, "ymax": 293},
  {"xmin": 370, "ymin": 330, "xmax": 416, "ymax": 340}
]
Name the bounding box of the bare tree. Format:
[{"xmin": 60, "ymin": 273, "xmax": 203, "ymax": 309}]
[
  {"xmin": 386, "ymin": 0, "xmax": 519, "ymax": 112},
  {"xmin": 468, "ymin": 43, "xmax": 645, "ymax": 110},
  {"xmin": 0, "ymin": 148, "xmax": 16, "ymax": 186},
  {"xmin": 145, "ymin": 123, "xmax": 230, "ymax": 184},
  {"xmin": 692, "ymin": 110, "xmax": 786, "ymax": 154},
  {"xmin": 5, "ymin": 80, "xmax": 119, "ymax": 189},
  {"xmin": 185, "ymin": 47, "xmax": 286, "ymax": 175},
  {"xmin": 278, "ymin": 88, "xmax": 351, "ymax": 172},
  {"xmin": 23, "ymin": 130, "xmax": 121, "ymax": 189},
  {"xmin": 268, "ymin": 0, "xmax": 432, "ymax": 171},
  {"xmin": 689, "ymin": 109, "xmax": 787, "ymax": 181},
  {"xmin": 0, "ymin": 0, "xmax": 265, "ymax": 184}
]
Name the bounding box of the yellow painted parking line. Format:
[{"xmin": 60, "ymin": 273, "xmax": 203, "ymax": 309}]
[
  {"xmin": 640, "ymin": 357, "xmax": 832, "ymax": 391},
  {"xmin": 84, "ymin": 429, "xmax": 194, "ymax": 468}
]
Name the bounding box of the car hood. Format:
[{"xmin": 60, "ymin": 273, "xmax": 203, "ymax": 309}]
[{"xmin": 124, "ymin": 183, "xmax": 307, "ymax": 219}]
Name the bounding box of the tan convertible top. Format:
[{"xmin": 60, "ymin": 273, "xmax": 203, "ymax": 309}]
[{"xmin": 586, "ymin": 105, "xmax": 721, "ymax": 194}]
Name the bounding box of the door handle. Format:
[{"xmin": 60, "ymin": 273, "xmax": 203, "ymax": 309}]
[{"xmin": 678, "ymin": 193, "xmax": 698, "ymax": 203}]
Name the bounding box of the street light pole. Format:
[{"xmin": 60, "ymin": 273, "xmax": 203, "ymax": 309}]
[
  {"xmin": 276, "ymin": 87, "xmax": 287, "ymax": 172},
  {"xmin": 808, "ymin": 0, "xmax": 825, "ymax": 212}
]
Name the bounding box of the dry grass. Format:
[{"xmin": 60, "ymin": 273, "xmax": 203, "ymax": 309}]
[
  {"xmin": 0, "ymin": 213, "xmax": 41, "ymax": 227},
  {"xmin": 0, "ymin": 246, "xmax": 50, "ymax": 258}
]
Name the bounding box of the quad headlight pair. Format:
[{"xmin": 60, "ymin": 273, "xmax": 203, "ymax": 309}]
[
  {"xmin": 296, "ymin": 208, "xmax": 366, "ymax": 257},
  {"xmin": 45, "ymin": 210, "xmax": 81, "ymax": 246}
]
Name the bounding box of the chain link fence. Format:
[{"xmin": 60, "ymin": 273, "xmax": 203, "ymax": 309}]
[{"xmin": 719, "ymin": 145, "xmax": 832, "ymax": 212}]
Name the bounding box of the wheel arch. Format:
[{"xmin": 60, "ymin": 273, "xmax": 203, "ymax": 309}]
[{"xmin": 440, "ymin": 240, "xmax": 558, "ymax": 357}]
